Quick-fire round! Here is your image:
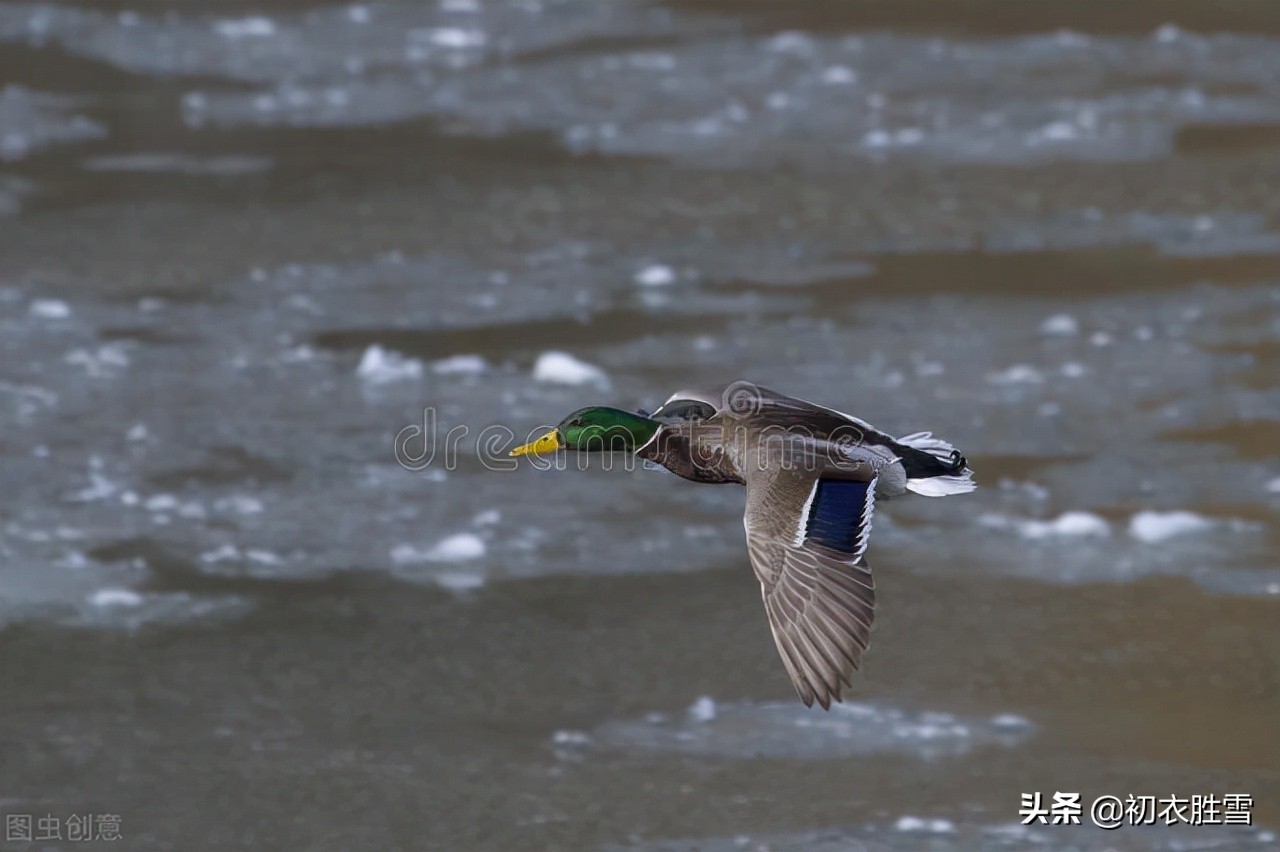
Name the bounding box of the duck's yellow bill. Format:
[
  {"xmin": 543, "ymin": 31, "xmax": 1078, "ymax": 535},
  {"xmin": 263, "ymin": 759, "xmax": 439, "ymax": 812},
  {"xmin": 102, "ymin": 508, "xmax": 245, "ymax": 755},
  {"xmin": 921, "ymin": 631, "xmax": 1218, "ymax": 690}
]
[{"xmin": 510, "ymin": 428, "xmax": 563, "ymax": 457}]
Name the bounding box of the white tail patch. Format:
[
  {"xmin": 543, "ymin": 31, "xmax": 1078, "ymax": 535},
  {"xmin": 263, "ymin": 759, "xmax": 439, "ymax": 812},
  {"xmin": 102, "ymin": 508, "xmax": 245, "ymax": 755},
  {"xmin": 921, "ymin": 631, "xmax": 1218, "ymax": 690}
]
[
  {"xmin": 898, "ymin": 431, "xmax": 975, "ymax": 496},
  {"xmin": 898, "ymin": 431, "xmax": 960, "ymax": 461},
  {"xmin": 906, "ymin": 473, "xmax": 976, "ymax": 496}
]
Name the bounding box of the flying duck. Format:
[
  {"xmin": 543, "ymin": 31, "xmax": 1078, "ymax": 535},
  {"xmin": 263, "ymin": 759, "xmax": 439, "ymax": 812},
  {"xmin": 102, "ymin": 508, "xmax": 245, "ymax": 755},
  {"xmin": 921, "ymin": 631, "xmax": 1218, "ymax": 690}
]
[{"xmin": 510, "ymin": 381, "xmax": 974, "ymax": 709}]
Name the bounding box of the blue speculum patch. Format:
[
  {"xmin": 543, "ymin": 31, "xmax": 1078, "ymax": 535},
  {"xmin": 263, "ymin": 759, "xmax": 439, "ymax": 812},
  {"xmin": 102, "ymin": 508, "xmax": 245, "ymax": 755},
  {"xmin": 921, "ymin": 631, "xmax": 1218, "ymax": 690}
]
[{"xmin": 805, "ymin": 478, "xmax": 871, "ymax": 555}]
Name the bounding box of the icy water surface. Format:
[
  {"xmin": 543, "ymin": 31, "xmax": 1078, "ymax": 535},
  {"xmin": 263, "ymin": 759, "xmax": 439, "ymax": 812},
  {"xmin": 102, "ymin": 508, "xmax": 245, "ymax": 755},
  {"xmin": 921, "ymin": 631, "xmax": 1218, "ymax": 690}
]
[{"xmin": 1, "ymin": 1, "xmax": 1278, "ymax": 849}]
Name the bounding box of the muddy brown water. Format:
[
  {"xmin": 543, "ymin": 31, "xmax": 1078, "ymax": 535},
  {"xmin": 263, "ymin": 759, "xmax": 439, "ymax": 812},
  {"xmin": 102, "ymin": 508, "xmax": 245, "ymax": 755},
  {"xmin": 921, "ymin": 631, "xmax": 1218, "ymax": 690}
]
[{"xmin": 1, "ymin": 1, "xmax": 1277, "ymax": 849}]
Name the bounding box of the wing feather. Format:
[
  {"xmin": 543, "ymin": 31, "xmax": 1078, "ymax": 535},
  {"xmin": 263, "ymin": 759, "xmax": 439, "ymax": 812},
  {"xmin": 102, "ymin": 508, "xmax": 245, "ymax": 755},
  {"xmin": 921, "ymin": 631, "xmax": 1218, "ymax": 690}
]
[{"xmin": 745, "ymin": 470, "xmax": 879, "ymax": 709}]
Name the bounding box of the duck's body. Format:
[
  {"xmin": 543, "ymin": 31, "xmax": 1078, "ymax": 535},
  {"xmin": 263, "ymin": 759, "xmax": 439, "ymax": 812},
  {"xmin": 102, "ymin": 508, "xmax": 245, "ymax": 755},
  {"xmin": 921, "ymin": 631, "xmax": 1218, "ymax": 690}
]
[
  {"xmin": 640, "ymin": 383, "xmax": 972, "ymax": 498},
  {"xmin": 510, "ymin": 381, "xmax": 974, "ymax": 710}
]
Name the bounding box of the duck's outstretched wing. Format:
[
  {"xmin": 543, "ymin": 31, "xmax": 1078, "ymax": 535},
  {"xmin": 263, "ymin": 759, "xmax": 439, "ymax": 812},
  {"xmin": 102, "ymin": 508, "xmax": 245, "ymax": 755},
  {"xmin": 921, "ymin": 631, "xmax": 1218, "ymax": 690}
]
[{"xmin": 744, "ymin": 468, "xmax": 878, "ymax": 710}]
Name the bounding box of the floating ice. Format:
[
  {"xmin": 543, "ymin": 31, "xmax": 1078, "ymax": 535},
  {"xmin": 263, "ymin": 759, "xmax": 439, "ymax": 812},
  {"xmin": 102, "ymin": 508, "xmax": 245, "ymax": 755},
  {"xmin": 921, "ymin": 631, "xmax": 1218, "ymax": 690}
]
[
  {"xmin": 980, "ymin": 511, "xmax": 1110, "ymax": 540},
  {"xmin": 356, "ymin": 344, "xmax": 423, "ymax": 384},
  {"xmin": 590, "ymin": 700, "xmax": 1034, "ymax": 760},
  {"xmin": 214, "ymin": 17, "xmax": 276, "ymax": 39},
  {"xmin": 126, "ymin": 423, "xmax": 149, "ymax": 442},
  {"xmin": 429, "ymin": 533, "xmax": 486, "ymax": 561},
  {"xmin": 986, "ymin": 365, "xmax": 1043, "ymax": 385},
  {"xmin": 895, "ymin": 816, "xmax": 955, "ymax": 834},
  {"xmin": 433, "ymin": 570, "xmax": 485, "ymax": 592},
  {"xmin": 90, "ymin": 588, "xmax": 143, "ymax": 608},
  {"xmin": 392, "ymin": 533, "xmax": 486, "ymax": 564},
  {"xmin": 532, "ymin": 351, "xmax": 608, "ymax": 386},
  {"xmin": 201, "ymin": 544, "xmax": 241, "ymax": 563},
  {"xmin": 819, "ymin": 65, "xmax": 857, "ymax": 85},
  {"xmin": 422, "ymin": 27, "xmax": 486, "ymax": 49},
  {"xmin": 618, "ymin": 817, "xmax": 1280, "ymax": 850},
  {"xmin": 472, "ymin": 508, "xmax": 501, "ymax": 527},
  {"xmin": 1265, "ymin": 477, "xmax": 1280, "ymax": 494},
  {"xmin": 1129, "ymin": 510, "xmax": 1213, "ymax": 544},
  {"xmin": 552, "ymin": 729, "xmax": 591, "ymax": 746},
  {"xmin": 633, "ymin": 264, "xmax": 676, "ymax": 287},
  {"xmin": 1038, "ymin": 313, "xmax": 1079, "ymax": 336},
  {"xmin": 1035, "ymin": 121, "xmax": 1079, "ymax": 142},
  {"xmin": 29, "ymin": 298, "xmax": 70, "ymax": 319},
  {"xmin": 0, "ymin": 86, "xmax": 106, "ymax": 161},
  {"xmin": 990, "ymin": 714, "xmax": 1035, "ymax": 732},
  {"xmin": 144, "ymin": 494, "xmax": 179, "ymax": 512},
  {"xmin": 215, "ymin": 495, "xmax": 264, "ymax": 515},
  {"xmin": 431, "ymin": 354, "xmax": 488, "ymax": 375},
  {"xmin": 68, "ymin": 471, "xmax": 118, "ymax": 503},
  {"xmin": 687, "ymin": 696, "xmax": 716, "ymax": 723},
  {"xmin": 64, "ymin": 344, "xmax": 130, "ymax": 377}
]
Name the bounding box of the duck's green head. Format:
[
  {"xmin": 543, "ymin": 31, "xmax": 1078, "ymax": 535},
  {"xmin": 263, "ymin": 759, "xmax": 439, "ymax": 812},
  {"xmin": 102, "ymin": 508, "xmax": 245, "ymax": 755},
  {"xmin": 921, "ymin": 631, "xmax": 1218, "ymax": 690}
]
[{"xmin": 510, "ymin": 406, "xmax": 660, "ymax": 457}]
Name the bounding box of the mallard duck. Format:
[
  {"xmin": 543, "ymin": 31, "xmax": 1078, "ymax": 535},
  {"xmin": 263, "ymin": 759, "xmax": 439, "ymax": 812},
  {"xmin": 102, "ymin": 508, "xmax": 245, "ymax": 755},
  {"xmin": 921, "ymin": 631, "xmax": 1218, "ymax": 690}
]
[{"xmin": 510, "ymin": 381, "xmax": 974, "ymax": 709}]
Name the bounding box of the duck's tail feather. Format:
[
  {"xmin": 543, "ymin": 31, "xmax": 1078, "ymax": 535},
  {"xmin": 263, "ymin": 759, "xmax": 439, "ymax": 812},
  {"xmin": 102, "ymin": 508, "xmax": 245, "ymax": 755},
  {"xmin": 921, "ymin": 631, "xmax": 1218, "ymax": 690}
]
[
  {"xmin": 905, "ymin": 474, "xmax": 976, "ymax": 496},
  {"xmin": 897, "ymin": 431, "xmax": 976, "ymax": 496}
]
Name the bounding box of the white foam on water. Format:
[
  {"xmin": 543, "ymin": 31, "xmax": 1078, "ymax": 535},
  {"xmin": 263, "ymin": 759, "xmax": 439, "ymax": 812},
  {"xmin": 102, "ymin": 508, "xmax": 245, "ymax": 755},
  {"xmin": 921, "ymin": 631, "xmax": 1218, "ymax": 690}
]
[
  {"xmin": 356, "ymin": 344, "xmax": 423, "ymax": 384},
  {"xmin": 1129, "ymin": 510, "xmax": 1213, "ymax": 543},
  {"xmin": 531, "ymin": 351, "xmax": 608, "ymax": 386},
  {"xmin": 1265, "ymin": 476, "xmax": 1280, "ymax": 494},
  {"xmin": 29, "ymin": 298, "xmax": 70, "ymax": 319}
]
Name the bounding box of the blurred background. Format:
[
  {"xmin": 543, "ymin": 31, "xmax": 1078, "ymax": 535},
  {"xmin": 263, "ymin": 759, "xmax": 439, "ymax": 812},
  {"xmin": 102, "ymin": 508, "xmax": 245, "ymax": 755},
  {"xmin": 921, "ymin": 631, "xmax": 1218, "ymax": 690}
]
[{"xmin": 1, "ymin": 1, "xmax": 1278, "ymax": 849}]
